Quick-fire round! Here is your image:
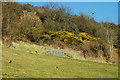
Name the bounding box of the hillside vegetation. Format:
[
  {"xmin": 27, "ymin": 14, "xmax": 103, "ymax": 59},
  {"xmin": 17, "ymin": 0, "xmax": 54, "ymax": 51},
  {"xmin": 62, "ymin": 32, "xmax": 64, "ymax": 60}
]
[{"xmin": 2, "ymin": 2, "xmax": 119, "ymax": 63}]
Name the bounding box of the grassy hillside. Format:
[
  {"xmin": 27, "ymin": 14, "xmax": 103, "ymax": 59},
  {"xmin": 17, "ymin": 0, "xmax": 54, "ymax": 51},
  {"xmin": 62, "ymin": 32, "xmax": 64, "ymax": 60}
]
[
  {"xmin": 1, "ymin": 2, "xmax": 119, "ymax": 78},
  {"xmin": 2, "ymin": 42, "xmax": 118, "ymax": 78}
]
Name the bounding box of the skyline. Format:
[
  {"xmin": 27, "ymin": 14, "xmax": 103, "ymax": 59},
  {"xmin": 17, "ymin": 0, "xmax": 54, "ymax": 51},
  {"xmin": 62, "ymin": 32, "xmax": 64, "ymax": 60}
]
[{"xmin": 18, "ymin": 2, "xmax": 118, "ymax": 25}]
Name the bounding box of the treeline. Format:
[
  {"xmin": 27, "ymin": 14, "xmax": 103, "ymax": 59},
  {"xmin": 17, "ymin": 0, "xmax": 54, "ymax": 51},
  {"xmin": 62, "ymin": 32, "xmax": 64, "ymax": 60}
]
[
  {"xmin": 2, "ymin": 2, "xmax": 119, "ymax": 61},
  {"xmin": 2, "ymin": 2, "xmax": 119, "ymax": 46}
]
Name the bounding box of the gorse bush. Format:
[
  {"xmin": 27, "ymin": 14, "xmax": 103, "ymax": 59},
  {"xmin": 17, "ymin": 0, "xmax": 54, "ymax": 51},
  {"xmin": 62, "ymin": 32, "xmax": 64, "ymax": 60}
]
[{"xmin": 44, "ymin": 31, "xmax": 100, "ymax": 46}]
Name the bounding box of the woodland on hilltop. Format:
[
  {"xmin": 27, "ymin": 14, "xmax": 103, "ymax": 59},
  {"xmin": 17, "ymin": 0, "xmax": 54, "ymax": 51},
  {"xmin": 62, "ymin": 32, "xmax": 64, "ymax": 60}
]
[{"xmin": 2, "ymin": 2, "xmax": 120, "ymax": 62}]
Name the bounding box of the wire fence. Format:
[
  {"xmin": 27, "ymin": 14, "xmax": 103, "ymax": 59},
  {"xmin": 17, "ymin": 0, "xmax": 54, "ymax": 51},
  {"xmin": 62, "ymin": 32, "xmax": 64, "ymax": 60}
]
[
  {"xmin": 40, "ymin": 46, "xmax": 65, "ymax": 57},
  {"xmin": 39, "ymin": 46, "xmax": 83, "ymax": 59}
]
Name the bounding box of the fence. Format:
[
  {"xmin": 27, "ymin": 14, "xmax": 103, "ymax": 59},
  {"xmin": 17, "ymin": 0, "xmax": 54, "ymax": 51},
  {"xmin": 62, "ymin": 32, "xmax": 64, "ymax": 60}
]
[
  {"xmin": 40, "ymin": 46, "xmax": 65, "ymax": 57},
  {"xmin": 39, "ymin": 46, "xmax": 83, "ymax": 59}
]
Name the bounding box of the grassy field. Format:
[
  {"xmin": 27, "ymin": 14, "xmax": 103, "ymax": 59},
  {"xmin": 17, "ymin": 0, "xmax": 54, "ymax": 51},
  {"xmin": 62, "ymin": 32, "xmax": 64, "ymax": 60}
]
[{"xmin": 2, "ymin": 42, "xmax": 118, "ymax": 78}]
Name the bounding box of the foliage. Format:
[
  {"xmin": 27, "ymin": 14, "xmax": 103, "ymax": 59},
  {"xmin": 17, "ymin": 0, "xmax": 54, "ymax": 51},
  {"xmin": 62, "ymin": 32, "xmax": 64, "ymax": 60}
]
[
  {"xmin": 44, "ymin": 31, "xmax": 100, "ymax": 46},
  {"xmin": 18, "ymin": 15, "xmax": 44, "ymax": 42}
]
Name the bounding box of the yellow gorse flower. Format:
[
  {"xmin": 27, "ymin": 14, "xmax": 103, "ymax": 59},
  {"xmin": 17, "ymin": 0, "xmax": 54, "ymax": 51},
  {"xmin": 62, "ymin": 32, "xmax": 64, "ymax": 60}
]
[
  {"xmin": 45, "ymin": 31, "xmax": 100, "ymax": 45},
  {"xmin": 32, "ymin": 27, "xmax": 37, "ymax": 31},
  {"xmin": 64, "ymin": 39, "xmax": 67, "ymax": 42}
]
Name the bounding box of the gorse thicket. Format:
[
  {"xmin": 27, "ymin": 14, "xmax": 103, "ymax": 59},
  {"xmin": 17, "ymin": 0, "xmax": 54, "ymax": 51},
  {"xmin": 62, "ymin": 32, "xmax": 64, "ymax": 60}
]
[{"xmin": 44, "ymin": 31, "xmax": 100, "ymax": 46}]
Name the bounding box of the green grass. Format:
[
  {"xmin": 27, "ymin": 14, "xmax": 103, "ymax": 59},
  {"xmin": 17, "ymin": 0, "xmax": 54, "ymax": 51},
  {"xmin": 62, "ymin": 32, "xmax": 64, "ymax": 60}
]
[{"xmin": 2, "ymin": 42, "xmax": 118, "ymax": 78}]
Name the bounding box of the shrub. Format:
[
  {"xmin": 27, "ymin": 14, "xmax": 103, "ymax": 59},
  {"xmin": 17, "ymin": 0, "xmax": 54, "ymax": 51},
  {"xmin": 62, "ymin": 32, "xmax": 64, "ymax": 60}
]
[{"xmin": 44, "ymin": 31, "xmax": 100, "ymax": 46}]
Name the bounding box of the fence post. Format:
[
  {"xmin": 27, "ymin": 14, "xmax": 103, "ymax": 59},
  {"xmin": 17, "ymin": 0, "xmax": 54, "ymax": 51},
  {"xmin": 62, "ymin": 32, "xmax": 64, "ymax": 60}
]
[
  {"xmin": 54, "ymin": 49, "xmax": 55, "ymax": 56},
  {"xmin": 63, "ymin": 51, "xmax": 64, "ymax": 57}
]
